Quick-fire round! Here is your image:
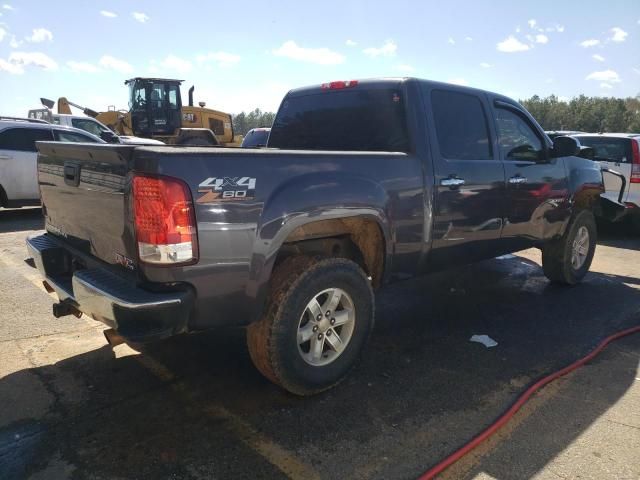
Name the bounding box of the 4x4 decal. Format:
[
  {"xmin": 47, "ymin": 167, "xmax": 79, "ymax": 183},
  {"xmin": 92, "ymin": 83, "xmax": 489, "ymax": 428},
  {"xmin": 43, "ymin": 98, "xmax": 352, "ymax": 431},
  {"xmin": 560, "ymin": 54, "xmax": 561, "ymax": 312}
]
[{"xmin": 197, "ymin": 176, "xmax": 257, "ymax": 203}]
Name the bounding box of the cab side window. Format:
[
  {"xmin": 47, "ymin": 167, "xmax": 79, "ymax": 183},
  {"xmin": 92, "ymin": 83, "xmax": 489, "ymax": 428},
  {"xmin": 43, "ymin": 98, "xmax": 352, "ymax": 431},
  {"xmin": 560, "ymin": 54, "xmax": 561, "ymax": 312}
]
[
  {"xmin": 71, "ymin": 119, "xmax": 103, "ymax": 137},
  {"xmin": 0, "ymin": 127, "xmax": 53, "ymax": 151},
  {"xmin": 430, "ymin": 89, "xmax": 492, "ymax": 160},
  {"xmin": 54, "ymin": 130, "xmax": 95, "ymax": 142},
  {"xmin": 495, "ymin": 108, "xmax": 543, "ymax": 161}
]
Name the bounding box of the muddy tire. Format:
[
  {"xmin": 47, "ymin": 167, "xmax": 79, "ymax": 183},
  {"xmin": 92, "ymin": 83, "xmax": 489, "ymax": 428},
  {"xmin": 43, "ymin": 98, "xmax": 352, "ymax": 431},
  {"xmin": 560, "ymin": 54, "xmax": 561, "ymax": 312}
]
[
  {"xmin": 246, "ymin": 256, "xmax": 374, "ymax": 395},
  {"xmin": 542, "ymin": 210, "xmax": 597, "ymax": 285}
]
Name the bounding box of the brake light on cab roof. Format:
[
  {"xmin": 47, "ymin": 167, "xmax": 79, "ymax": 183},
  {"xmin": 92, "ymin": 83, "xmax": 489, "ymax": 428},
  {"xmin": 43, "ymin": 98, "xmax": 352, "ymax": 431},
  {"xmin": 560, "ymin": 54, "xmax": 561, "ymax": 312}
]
[{"xmin": 321, "ymin": 80, "xmax": 359, "ymax": 90}]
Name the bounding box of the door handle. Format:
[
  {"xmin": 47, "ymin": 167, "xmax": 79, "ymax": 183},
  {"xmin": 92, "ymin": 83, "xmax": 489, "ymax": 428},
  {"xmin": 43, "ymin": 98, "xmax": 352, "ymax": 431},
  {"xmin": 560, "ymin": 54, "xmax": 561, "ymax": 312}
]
[
  {"xmin": 508, "ymin": 176, "xmax": 527, "ymax": 185},
  {"xmin": 440, "ymin": 177, "xmax": 465, "ymax": 187},
  {"xmin": 0, "ymin": 154, "xmax": 12, "ymax": 160}
]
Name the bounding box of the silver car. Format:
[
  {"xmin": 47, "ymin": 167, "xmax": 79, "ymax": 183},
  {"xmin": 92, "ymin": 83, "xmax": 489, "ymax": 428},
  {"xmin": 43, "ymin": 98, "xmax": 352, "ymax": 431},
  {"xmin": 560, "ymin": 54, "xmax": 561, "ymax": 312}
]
[
  {"xmin": 574, "ymin": 133, "xmax": 640, "ymax": 232},
  {"xmin": 0, "ymin": 117, "xmax": 104, "ymax": 208}
]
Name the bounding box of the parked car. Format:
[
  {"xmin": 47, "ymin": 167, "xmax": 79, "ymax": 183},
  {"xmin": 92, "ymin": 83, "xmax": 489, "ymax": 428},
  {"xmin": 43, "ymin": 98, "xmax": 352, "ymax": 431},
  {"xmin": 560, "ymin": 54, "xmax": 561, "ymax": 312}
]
[
  {"xmin": 241, "ymin": 127, "xmax": 271, "ymax": 148},
  {"xmin": 572, "ymin": 133, "xmax": 640, "ymax": 232},
  {"xmin": 27, "ymin": 78, "xmax": 614, "ymax": 395},
  {"xmin": 0, "ymin": 117, "xmax": 104, "ymax": 208},
  {"xmin": 28, "ymin": 110, "xmax": 165, "ymax": 146},
  {"xmin": 545, "ymin": 130, "xmax": 585, "ymax": 140}
]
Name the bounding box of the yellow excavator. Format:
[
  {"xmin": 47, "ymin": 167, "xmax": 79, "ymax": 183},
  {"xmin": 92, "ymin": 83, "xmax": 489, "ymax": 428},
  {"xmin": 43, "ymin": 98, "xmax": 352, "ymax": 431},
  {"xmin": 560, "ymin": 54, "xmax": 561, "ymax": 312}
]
[{"xmin": 43, "ymin": 77, "xmax": 238, "ymax": 146}]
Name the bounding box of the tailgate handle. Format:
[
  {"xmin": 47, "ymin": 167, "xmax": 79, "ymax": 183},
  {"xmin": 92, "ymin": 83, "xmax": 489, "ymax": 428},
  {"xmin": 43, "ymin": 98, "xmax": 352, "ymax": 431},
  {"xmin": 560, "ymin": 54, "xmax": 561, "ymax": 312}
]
[{"xmin": 63, "ymin": 163, "xmax": 81, "ymax": 187}]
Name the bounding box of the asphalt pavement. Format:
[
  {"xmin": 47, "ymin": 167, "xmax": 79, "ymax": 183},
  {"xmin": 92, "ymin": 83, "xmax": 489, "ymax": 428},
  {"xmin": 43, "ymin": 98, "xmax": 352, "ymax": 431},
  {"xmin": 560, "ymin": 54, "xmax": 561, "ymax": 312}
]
[{"xmin": 0, "ymin": 207, "xmax": 638, "ymax": 479}]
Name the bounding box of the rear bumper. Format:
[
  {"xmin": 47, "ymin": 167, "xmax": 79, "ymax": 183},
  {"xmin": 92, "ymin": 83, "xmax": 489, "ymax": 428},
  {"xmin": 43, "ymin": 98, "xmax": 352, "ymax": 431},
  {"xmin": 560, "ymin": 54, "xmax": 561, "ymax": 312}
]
[{"xmin": 26, "ymin": 233, "xmax": 194, "ymax": 342}]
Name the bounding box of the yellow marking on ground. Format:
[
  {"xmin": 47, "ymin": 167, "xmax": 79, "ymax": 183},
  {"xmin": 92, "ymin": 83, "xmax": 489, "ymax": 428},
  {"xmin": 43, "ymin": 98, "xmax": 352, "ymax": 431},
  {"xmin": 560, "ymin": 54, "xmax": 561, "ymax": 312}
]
[
  {"xmin": 0, "ymin": 248, "xmax": 59, "ymax": 301},
  {"xmin": 131, "ymin": 353, "xmax": 320, "ymax": 480},
  {"xmin": 2, "ymin": 234, "xmax": 320, "ymax": 479},
  {"xmin": 0, "ymin": 245, "xmax": 96, "ymax": 329}
]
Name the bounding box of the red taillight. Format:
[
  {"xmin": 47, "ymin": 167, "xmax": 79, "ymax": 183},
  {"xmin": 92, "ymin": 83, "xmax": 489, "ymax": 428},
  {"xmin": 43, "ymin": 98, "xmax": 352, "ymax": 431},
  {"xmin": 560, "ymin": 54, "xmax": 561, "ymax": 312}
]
[
  {"xmin": 320, "ymin": 80, "xmax": 359, "ymax": 90},
  {"xmin": 631, "ymin": 139, "xmax": 640, "ymax": 184},
  {"xmin": 132, "ymin": 175, "xmax": 198, "ymax": 265}
]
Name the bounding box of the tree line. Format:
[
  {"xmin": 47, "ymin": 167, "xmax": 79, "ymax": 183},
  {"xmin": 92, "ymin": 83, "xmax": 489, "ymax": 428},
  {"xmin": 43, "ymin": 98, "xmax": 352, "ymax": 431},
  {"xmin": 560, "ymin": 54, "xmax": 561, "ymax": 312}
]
[
  {"xmin": 233, "ymin": 95, "xmax": 640, "ymax": 136},
  {"xmin": 521, "ymin": 95, "xmax": 640, "ymax": 133},
  {"xmin": 232, "ymin": 109, "xmax": 276, "ymax": 136}
]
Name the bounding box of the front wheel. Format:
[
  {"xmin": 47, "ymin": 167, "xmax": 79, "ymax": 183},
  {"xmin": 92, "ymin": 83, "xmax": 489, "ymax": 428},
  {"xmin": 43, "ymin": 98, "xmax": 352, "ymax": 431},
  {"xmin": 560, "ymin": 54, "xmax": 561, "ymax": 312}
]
[
  {"xmin": 246, "ymin": 256, "xmax": 374, "ymax": 395},
  {"xmin": 542, "ymin": 210, "xmax": 597, "ymax": 285}
]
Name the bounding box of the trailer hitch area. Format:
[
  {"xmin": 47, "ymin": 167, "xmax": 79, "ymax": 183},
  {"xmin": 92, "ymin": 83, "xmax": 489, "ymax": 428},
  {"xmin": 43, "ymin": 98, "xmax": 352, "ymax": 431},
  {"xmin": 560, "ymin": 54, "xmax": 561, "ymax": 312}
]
[{"xmin": 52, "ymin": 299, "xmax": 82, "ymax": 318}]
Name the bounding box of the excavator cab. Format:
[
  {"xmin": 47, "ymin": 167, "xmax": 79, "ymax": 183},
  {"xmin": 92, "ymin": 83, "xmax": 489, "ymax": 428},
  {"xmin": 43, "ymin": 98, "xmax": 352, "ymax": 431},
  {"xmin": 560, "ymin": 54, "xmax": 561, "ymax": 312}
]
[{"xmin": 126, "ymin": 78, "xmax": 183, "ymax": 136}]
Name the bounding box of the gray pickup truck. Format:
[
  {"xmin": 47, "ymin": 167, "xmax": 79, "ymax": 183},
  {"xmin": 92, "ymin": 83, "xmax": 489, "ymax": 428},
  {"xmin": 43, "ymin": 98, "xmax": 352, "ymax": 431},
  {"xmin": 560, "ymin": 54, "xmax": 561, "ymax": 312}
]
[{"xmin": 27, "ymin": 78, "xmax": 614, "ymax": 395}]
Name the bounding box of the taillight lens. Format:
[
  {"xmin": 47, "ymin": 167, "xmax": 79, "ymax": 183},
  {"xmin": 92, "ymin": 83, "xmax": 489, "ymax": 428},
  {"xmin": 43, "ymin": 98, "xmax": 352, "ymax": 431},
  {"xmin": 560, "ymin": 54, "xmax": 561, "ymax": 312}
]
[
  {"xmin": 132, "ymin": 175, "xmax": 198, "ymax": 265},
  {"xmin": 631, "ymin": 139, "xmax": 640, "ymax": 184}
]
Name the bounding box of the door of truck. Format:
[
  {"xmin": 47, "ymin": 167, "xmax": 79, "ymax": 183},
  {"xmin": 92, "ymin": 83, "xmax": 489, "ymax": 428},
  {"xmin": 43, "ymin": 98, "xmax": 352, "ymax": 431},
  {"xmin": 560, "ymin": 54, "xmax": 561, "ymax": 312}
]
[
  {"xmin": 490, "ymin": 100, "xmax": 569, "ymax": 250},
  {"xmin": 422, "ymin": 86, "xmax": 506, "ymax": 267}
]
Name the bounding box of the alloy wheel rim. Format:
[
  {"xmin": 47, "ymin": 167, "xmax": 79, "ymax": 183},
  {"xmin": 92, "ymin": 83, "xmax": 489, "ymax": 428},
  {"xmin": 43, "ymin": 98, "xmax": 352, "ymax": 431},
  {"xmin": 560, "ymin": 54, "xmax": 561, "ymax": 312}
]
[
  {"xmin": 297, "ymin": 288, "xmax": 356, "ymax": 366},
  {"xmin": 571, "ymin": 226, "xmax": 590, "ymax": 270}
]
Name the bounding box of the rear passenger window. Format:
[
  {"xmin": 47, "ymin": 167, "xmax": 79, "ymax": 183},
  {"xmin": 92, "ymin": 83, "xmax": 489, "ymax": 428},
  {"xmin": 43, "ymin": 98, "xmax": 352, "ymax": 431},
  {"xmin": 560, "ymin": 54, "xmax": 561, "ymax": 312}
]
[
  {"xmin": 495, "ymin": 108, "xmax": 543, "ymax": 161},
  {"xmin": 430, "ymin": 90, "xmax": 492, "ymax": 160},
  {"xmin": 0, "ymin": 127, "xmax": 53, "ymax": 151}
]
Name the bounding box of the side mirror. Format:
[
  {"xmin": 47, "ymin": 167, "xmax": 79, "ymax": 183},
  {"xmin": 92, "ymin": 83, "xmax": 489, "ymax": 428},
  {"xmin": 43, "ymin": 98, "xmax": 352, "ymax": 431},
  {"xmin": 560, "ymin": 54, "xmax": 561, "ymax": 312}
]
[
  {"xmin": 100, "ymin": 131, "xmax": 118, "ymax": 143},
  {"xmin": 551, "ymin": 136, "xmax": 580, "ymax": 158},
  {"xmin": 577, "ymin": 146, "xmax": 595, "ymax": 160},
  {"xmin": 40, "ymin": 97, "xmax": 55, "ymax": 109}
]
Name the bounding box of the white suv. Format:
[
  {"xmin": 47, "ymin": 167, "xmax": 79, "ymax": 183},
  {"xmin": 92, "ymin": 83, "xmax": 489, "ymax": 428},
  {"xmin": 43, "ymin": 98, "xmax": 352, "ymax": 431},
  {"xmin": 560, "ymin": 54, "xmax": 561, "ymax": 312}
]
[
  {"xmin": 0, "ymin": 117, "xmax": 104, "ymax": 208},
  {"xmin": 574, "ymin": 133, "xmax": 640, "ymax": 232}
]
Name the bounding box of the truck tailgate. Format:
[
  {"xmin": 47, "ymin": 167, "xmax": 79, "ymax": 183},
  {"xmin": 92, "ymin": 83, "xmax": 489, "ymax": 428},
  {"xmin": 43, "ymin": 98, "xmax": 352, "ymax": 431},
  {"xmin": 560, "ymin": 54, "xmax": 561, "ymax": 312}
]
[{"xmin": 37, "ymin": 142, "xmax": 138, "ymax": 268}]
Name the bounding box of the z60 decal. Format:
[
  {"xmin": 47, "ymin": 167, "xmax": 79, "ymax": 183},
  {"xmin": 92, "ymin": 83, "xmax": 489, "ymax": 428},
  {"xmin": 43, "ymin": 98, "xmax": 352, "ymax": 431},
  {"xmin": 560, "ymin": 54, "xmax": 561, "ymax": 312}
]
[{"xmin": 197, "ymin": 177, "xmax": 257, "ymax": 203}]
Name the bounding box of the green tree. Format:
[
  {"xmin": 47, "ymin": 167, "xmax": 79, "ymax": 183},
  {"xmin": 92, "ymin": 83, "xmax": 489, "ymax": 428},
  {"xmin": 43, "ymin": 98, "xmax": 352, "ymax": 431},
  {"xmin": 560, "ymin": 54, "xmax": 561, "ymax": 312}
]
[{"xmin": 521, "ymin": 94, "xmax": 640, "ymax": 133}]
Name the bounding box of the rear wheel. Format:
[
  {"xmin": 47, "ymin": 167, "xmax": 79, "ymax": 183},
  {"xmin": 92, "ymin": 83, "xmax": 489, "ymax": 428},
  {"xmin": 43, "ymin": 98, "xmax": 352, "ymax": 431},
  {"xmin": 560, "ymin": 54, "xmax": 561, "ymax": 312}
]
[
  {"xmin": 542, "ymin": 210, "xmax": 597, "ymax": 285},
  {"xmin": 246, "ymin": 256, "xmax": 374, "ymax": 395}
]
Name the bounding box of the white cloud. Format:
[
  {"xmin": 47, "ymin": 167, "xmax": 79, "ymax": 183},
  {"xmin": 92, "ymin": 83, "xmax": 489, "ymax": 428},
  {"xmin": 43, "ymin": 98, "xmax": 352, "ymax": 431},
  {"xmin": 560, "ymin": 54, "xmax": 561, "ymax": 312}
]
[
  {"xmin": 515, "ymin": 26, "xmax": 521, "ymax": 33},
  {"xmin": 448, "ymin": 78, "xmax": 468, "ymax": 86},
  {"xmin": 100, "ymin": 10, "xmax": 117, "ymax": 18},
  {"xmin": 2, "ymin": 4, "xmax": 13, "ymax": 10},
  {"xmin": 196, "ymin": 51, "xmax": 241, "ymax": 68},
  {"xmin": 497, "ymin": 36, "xmax": 530, "ymax": 52},
  {"xmin": 132, "ymin": 12, "xmax": 149, "ymax": 23},
  {"xmin": 160, "ymin": 54, "xmax": 192, "ymax": 73},
  {"xmin": 99, "ymin": 55, "xmax": 134, "ymax": 73},
  {"xmin": 0, "ymin": 26, "xmax": 6, "ymax": 42},
  {"xmin": 26, "ymin": 28, "xmax": 53, "ymax": 43},
  {"xmin": 609, "ymin": 27, "xmax": 627, "ymax": 43},
  {"xmin": 580, "ymin": 39, "xmax": 600, "ymax": 47},
  {"xmin": 527, "ymin": 19, "xmax": 536, "ymax": 28},
  {"xmin": 535, "ymin": 34, "xmax": 548, "ymax": 44},
  {"xmin": 363, "ymin": 40, "xmax": 397, "ymax": 57},
  {"xmin": 585, "ymin": 69, "xmax": 620, "ymax": 83},
  {"xmin": 345, "ymin": 39, "xmax": 357, "ymax": 47},
  {"xmin": 395, "ymin": 64, "xmax": 415, "ymax": 73},
  {"xmin": 480, "ymin": 62, "xmax": 492, "ymax": 68},
  {"xmin": 272, "ymin": 40, "xmax": 345, "ymax": 65},
  {"xmin": 634, "ymin": 67, "xmax": 640, "ymax": 76},
  {"xmin": 67, "ymin": 60, "xmax": 99, "ymax": 73},
  {"xmin": 556, "ymin": 25, "xmax": 565, "ymax": 33},
  {"xmin": 9, "ymin": 35, "xmax": 21, "ymax": 48},
  {"xmin": 465, "ymin": 36, "xmax": 473, "ymax": 41},
  {"xmin": 447, "ymin": 37, "xmax": 455, "ymax": 45},
  {"xmin": 8, "ymin": 51, "xmax": 57, "ymax": 70},
  {"xmin": 600, "ymin": 83, "xmax": 613, "ymax": 89},
  {"xmin": 0, "ymin": 58, "xmax": 22, "ymax": 74},
  {"xmin": 592, "ymin": 54, "xmax": 605, "ymax": 62}
]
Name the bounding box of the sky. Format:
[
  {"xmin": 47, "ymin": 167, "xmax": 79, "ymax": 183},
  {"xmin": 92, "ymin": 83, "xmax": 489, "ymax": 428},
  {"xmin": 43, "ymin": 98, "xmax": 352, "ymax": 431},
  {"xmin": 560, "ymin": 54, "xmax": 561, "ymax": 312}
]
[{"xmin": 0, "ymin": 0, "xmax": 638, "ymax": 117}]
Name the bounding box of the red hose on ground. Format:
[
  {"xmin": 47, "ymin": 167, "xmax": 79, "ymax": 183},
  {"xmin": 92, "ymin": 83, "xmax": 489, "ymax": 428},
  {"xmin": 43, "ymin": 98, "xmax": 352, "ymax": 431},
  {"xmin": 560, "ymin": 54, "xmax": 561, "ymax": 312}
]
[{"xmin": 418, "ymin": 325, "xmax": 640, "ymax": 480}]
